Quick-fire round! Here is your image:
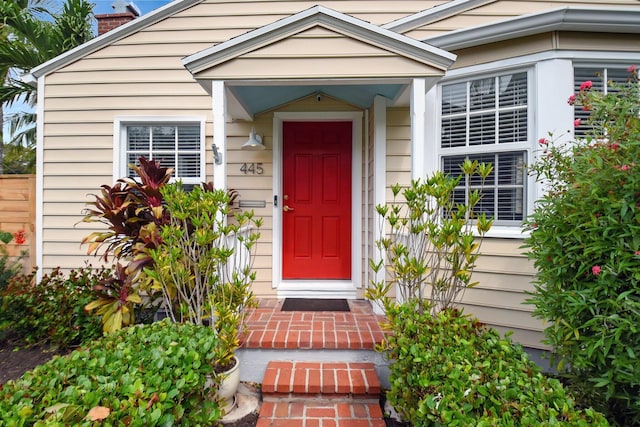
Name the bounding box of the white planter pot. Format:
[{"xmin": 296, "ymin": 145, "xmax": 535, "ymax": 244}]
[{"xmin": 207, "ymin": 355, "xmax": 241, "ymax": 415}]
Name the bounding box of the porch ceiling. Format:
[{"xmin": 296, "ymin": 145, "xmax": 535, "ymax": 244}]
[{"xmin": 227, "ymin": 82, "xmax": 405, "ymax": 118}]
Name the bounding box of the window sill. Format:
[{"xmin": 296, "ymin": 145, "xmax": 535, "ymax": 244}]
[{"xmin": 479, "ymin": 226, "xmax": 529, "ymax": 239}]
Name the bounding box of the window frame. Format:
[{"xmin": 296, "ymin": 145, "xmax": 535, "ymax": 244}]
[
  {"xmin": 437, "ymin": 68, "xmax": 534, "ymax": 231},
  {"xmin": 114, "ymin": 116, "xmax": 206, "ymax": 185}
]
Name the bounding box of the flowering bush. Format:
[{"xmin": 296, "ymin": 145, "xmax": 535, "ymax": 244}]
[{"xmin": 524, "ymin": 66, "xmax": 640, "ymax": 425}]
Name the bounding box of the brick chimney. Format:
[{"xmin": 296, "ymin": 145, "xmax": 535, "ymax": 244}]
[{"xmin": 96, "ymin": 0, "xmax": 141, "ymax": 35}]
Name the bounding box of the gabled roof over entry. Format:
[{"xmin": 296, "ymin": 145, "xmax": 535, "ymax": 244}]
[{"xmin": 182, "ymin": 5, "xmax": 456, "ymax": 79}]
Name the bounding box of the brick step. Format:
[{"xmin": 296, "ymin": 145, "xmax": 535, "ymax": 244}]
[
  {"xmin": 257, "ymin": 361, "xmax": 385, "ymax": 425},
  {"xmin": 241, "ymin": 310, "xmax": 386, "ymax": 350},
  {"xmin": 262, "ymin": 361, "xmax": 381, "ymax": 397},
  {"xmin": 257, "ymin": 398, "xmax": 386, "ymax": 427}
]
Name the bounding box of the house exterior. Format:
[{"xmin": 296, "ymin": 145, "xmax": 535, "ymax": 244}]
[{"xmin": 27, "ymin": 0, "xmax": 640, "ymax": 351}]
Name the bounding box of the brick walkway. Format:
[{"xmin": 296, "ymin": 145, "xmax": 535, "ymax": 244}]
[
  {"xmin": 241, "ymin": 299, "xmax": 388, "ymax": 426},
  {"xmin": 241, "ymin": 299, "xmax": 387, "ymax": 350}
]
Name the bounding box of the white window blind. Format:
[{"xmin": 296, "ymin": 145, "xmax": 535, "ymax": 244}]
[
  {"xmin": 125, "ymin": 124, "xmax": 202, "ymax": 182},
  {"xmin": 573, "ymin": 67, "xmax": 629, "ymax": 138},
  {"xmin": 442, "ymin": 72, "xmax": 528, "ymax": 148},
  {"xmin": 440, "ymin": 71, "xmax": 529, "ymax": 225},
  {"xmin": 442, "ymin": 152, "xmax": 526, "ymax": 221}
]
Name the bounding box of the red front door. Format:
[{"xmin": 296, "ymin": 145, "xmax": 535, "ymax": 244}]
[{"xmin": 282, "ymin": 121, "xmax": 352, "ymax": 280}]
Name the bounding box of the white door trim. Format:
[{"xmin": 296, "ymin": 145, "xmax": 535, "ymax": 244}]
[{"xmin": 272, "ymin": 111, "xmax": 363, "ymax": 299}]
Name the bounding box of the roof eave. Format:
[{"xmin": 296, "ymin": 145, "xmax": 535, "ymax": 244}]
[
  {"xmin": 182, "ymin": 5, "xmax": 457, "ymax": 77},
  {"xmin": 26, "ymin": 0, "xmax": 202, "ymax": 80},
  {"xmin": 383, "ymin": 0, "xmax": 496, "ymax": 33},
  {"xmin": 425, "ymin": 7, "xmax": 640, "ymax": 51}
]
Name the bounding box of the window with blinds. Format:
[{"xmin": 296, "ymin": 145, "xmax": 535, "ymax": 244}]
[
  {"xmin": 573, "ymin": 67, "xmax": 629, "ymax": 139},
  {"xmin": 442, "ymin": 152, "xmax": 526, "ymax": 221},
  {"xmin": 125, "ymin": 124, "xmax": 202, "ymax": 182},
  {"xmin": 440, "ymin": 71, "xmax": 529, "ymax": 224}
]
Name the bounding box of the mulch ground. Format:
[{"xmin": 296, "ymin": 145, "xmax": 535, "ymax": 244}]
[{"xmin": 0, "ymin": 331, "xmax": 65, "ymax": 384}]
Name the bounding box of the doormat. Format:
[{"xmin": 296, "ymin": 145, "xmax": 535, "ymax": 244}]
[{"xmin": 281, "ymin": 298, "xmax": 350, "ymax": 312}]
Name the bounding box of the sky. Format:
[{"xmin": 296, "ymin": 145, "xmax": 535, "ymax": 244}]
[
  {"xmin": 3, "ymin": 0, "xmax": 173, "ymax": 144},
  {"xmin": 90, "ymin": 0, "xmax": 172, "ymax": 15}
]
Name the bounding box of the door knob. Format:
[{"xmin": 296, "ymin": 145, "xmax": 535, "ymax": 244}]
[{"xmin": 283, "ymin": 205, "xmax": 295, "ymax": 212}]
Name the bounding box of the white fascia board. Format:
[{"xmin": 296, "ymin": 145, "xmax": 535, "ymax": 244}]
[
  {"xmin": 25, "ymin": 0, "xmax": 202, "ymax": 80},
  {"xmin": 182, "ymin": 5, "xmax": 456, "ymax": 75},
  {"xmin": 426, "ymin": 7, "xmax": 640, "ymax": 51},
  {"xmin": 383, "ymin": 0, "xmax": 496, "ymax": 33}
]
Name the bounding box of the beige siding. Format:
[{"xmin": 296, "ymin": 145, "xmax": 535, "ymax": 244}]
[
  {"xmin": 39, "ymin": 0, "xmax": 449, "ymax": 274},
  {"xmin": 459, "ymin": 239, "xmax": 544, "ymax": 348},
  {"xmin": 449, "ymin": 33, "xmax": 555, "ymax": 70},
  {"xmin": 386, "ymin": 107, "xmax": 412, "ymax": 191},
  {"xmin": 557, "ymin": 31, "xmax": 640, "ymax": 52},
  {"xmin": 195, "ymin": 26, "xmax": 443, "ymax": 80},
  {"xmin": 449, "ymin": 31, "xmax": 640, "ymax": 70},
  {"xmin": 405, "ymin": 0, "xmax": 639, "ymax": 40}
]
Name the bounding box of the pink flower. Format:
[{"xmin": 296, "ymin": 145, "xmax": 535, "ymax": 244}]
[
  {"xmin": 574, "ymin": 119, "xmax": 582, "ymax": 127},
  {"xmin": 592, "ymin": 265, "xmax": 602, "ymax": 276},
  {"xmin": 621, "ymin": 165, "xmax": 630, "ymax": 171},
  {"xmin": 628, "ymin": 64, "xmax": 637, "ymax": 73},
  {"xmin": 580, "ymin": 81, "xmax": 593, "ymax": 91},
  {"xmin": 538, "ymin": 138, "xmax": 548, "ymax": 145},
  {"xmin": 610, "ymin": 143, "xmax": 620, "ymax": 151},
  {"xmin": 567, "ymin": 94, "xmax": 576, "ymax": 105},
  {"xmin": 634, "ymin": 250, "xmax": 640, "ymax": 256}
]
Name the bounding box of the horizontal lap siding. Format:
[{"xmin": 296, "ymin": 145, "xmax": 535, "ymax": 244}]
[
  {"xmin": 42, "ymin": 65, "xmax": 211, "ymax": 272},
  {"xmin": 406, "ymin": 0, "xmax": 638, "ymax": 40},
  {"xmin": 459, "ymin": 239, "xmax": 543, "ymax": 349},
  {"xmin": 41, "ymin": 0, "xmax": 448, "ymax": 274}
]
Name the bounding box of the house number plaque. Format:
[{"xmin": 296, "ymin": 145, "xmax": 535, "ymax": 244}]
[{"xmin": 240, "ymin": 163, "xmax": 264, "ymax": 175}]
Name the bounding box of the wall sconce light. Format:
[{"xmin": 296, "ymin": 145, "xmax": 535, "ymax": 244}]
[
  {"xmin": 241, "ymin": 128, "xmax": 265, "ymax": 151},
  {"xmin": 212, "ymin": 144, "xmax": 222, "ymax": 165}
]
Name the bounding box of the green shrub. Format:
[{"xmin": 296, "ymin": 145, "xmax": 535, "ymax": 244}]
[
  {"xmin": 146, "ymin": 183, "xmax": 260, "ymax": 370},
  {"xmin": 367, "ymin": 162, "xmax": 493, "ymax": 315},
  {"xmin": 0, "ymin": 266, "xmax": 106, "ymax": 348},
  {"xmin": 0, "ymin": 320, "xmax": 221, "ymax": 426},
  {"xmin": 524, "ymin": 67, "xmax": 640, "ymax": 425},
  {"xmin": 381, "ymin": 301, "xmax": 608, "ymax": 426}
]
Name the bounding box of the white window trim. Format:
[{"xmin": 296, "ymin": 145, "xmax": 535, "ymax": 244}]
[
  {"xmin": 436, "ymin": 68, "xmax": 533, "ymax": 233},
  {"xmin": 113, "ymin": 116, "xmax": 207, "ymax": 184},
  {"xmin": 429, "ymin": 52, "xmax": 640, "ymax": 239}
]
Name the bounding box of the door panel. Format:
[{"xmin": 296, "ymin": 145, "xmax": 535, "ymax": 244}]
[{"xmin": 282, "ymin": 121, "xmax": 352, "ymax": 279}]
